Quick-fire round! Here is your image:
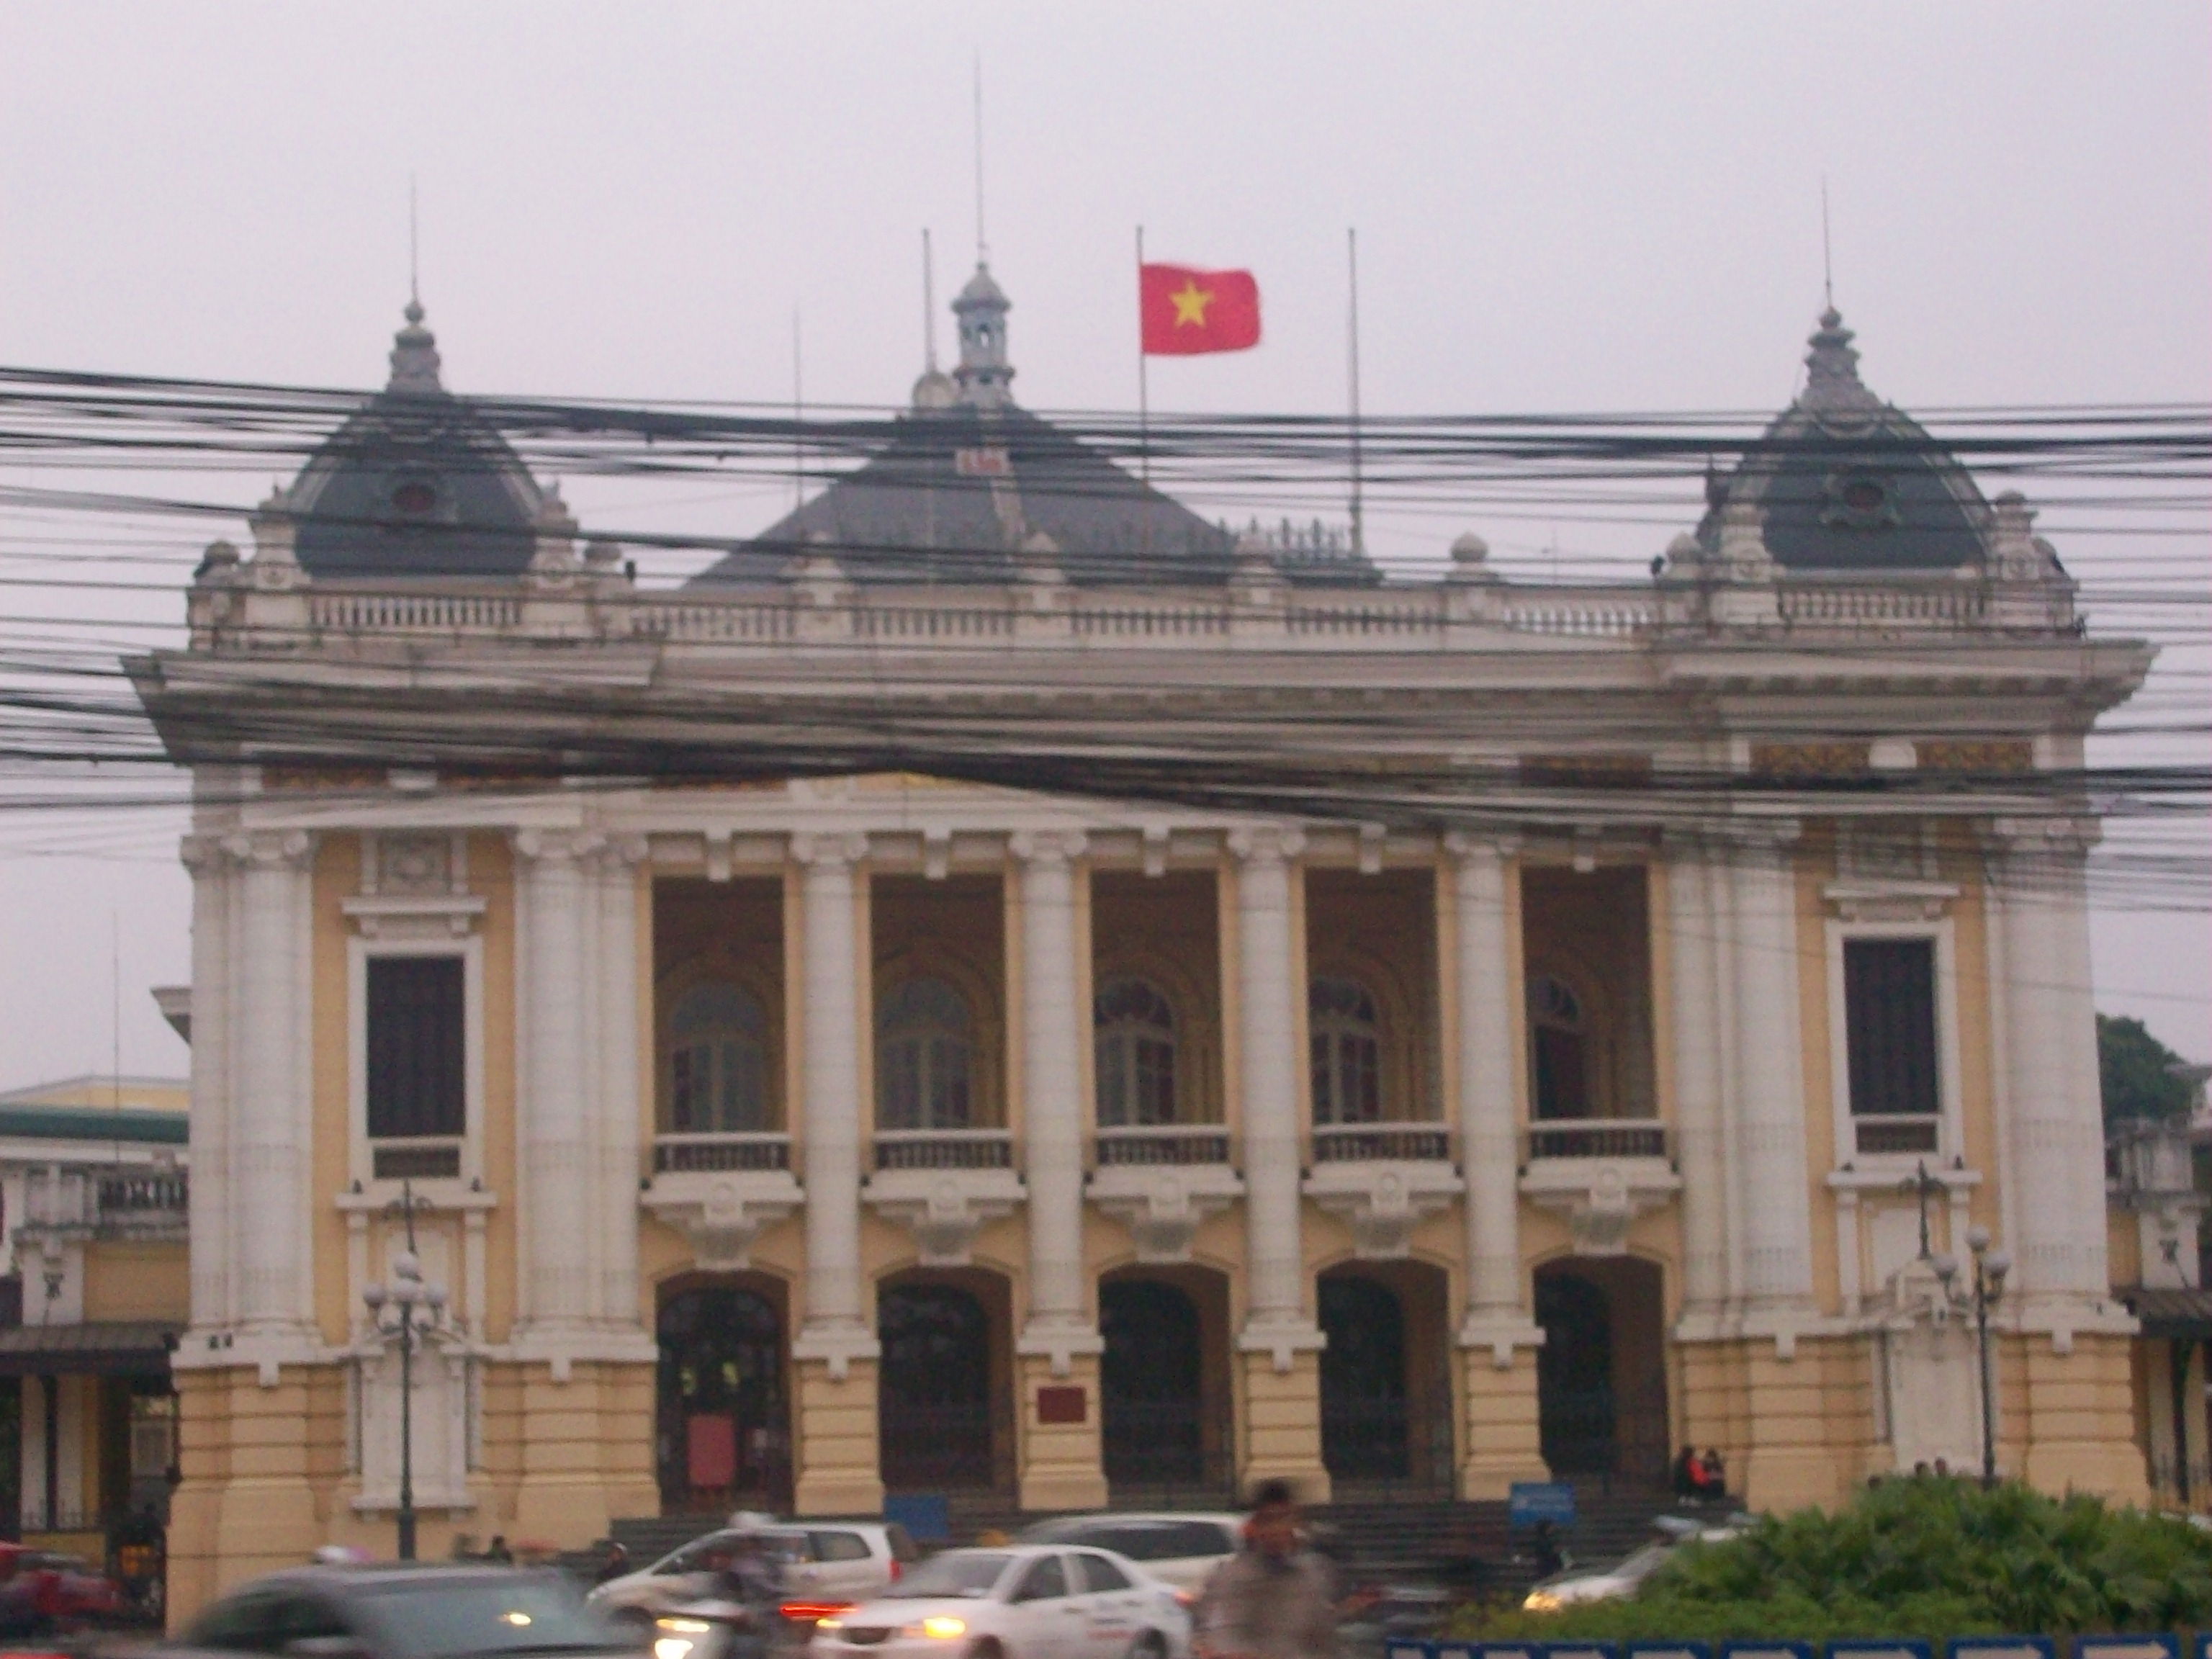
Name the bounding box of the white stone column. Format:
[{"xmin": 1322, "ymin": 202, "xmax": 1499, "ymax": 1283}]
[
  {"xmin": 1228, "ymin": 827, "xmax": 1319, "ymax": 1361},
  {"xmin": 182, "ymin": 833, "xmax": 234, "ymax": 1331},
  {"xmin": 1445, "ymin": 835, "xmax": 1538, "ymax": 1347},
  {"xmin": 229, "ymin": 829, "xmax": 313, "ymax": 1335},
  {"xmin": 1994, "ymin": 821, "xmax": 2110, "ymax": 1310},
  {"xmin": 1665, "ymin": 836, "xmax": 1730, "ymax": 1323},
  {"xmin": 791, "ymin": 832, "xmax": 878, "ymax": 1373},
  {"xmin": 1012, "ymin": 831, "xmax": 1097, "ymax": 1364},
  {"xmin": 513, "ymin": 829, "xmax": 594, "ymax": 1336},
  {"xmin": 1727, "ymin": 827, "xmax": 1815, "ymax": 1317},
  {"xmin": 592, "ymin": 836, "xmax": 649, "ymax": 1332}
]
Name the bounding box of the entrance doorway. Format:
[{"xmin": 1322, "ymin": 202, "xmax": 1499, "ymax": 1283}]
[
  {"xmin": 1534, "ymin": 1256, "xmax": 1668, "ymax": 1488},
  {"xmin": 1318, "ymin": 1264, "xmax": 1453, "ymax": 1492},
  {"xmin": 878, "ymin": 1277, "xmax": 1005, "ymax": 1491},
  {"xmin": 657, "ymin": 1282, "xmax": 791, "ymax": 1514},
  {"xmin": 1100, "ymin": 1273, "xmax": 1231, "ymax": 1496}
]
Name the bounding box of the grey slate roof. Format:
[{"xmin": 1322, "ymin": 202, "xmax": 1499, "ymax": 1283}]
[
  {"xmin": 691, "ymin": 403, "xmax": 1252, "ymax": 586},
  {"xmin": 291, "ymin": 302, "xmax": 543, "ymax": 580},
  {"xmin": 1699, "ymin": 309, "xmax": 1992, "ymax": 574}
]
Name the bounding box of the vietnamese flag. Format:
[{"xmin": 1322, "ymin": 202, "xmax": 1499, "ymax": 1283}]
[{"xmin": 1141, "ymin": 264, "xmax": 1262, "ymax": 355}]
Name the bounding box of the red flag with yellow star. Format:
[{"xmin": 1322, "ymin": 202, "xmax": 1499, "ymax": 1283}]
[{"xmin": 1140, "ymin": 263, "xmax": 1262, "ymax": 354}]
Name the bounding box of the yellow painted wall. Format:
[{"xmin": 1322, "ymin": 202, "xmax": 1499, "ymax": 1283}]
[{"xmin": 84, "ymin": 1241, "xmax": 188, "ymax": 1321}]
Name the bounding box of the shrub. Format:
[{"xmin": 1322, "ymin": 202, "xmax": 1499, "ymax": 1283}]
[{"xmin": 1452, "ymin": 1478, "xmax": 2212, "ymax": 1641}]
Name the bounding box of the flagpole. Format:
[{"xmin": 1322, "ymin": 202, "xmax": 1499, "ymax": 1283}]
[
  {"xmin": 1137, "ymin": 225, "xmax": 1153, "ymax": 556},
  {"xmin": 1347, "ymin": 226, "xmax": 1364, "ymax": 557}
]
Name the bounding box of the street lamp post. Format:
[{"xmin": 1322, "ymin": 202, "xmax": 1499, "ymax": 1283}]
[
  {"xmin": 1934, "ymin": 1223, "xmax": 2012, "ymax": 1488},
  {"xmin": 362, "ymin": 1181, "xmax": 446, "ymax": 1560}
]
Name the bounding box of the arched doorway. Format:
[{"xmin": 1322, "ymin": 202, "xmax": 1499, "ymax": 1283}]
[
  {"xmin": 656, "ymin": 1282, "xmax": 790, "ymax": 1514},
  {"xmin": 1319, "ymin": 1274, "xmax": 1408, "ymax": 1481},
  {"xmin": 1535, "ymin": 1256, "xmax": 1668, "ymax": 1488},
  {"xmin": 1101, "ymin": 1280, "xmax": 1203, "ymax": 1488},
  {"xmin": 878, "ymin": 1280, "xmax": 999, "ymax": 1490}
]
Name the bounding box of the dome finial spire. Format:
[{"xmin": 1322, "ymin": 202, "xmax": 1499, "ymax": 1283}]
[
  {"xmin": 388, "ymin": 296, "xmax": 442, "ymax": 394},
  {"xmin": 952, "ymin": 261, "xmax": 1014, "ymax": 408},
  {"xmin": 1800, "ymin": 305, "xmax": 1876, "ymax": 413}
]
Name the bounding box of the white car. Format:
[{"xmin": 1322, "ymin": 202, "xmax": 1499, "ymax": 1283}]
[
  {"xmin": 1520, "ymin": 1515, "xmax": 1750, "ymax": 1611},
  {"xmin": 810, "ymin": 1545, "xmax": 1190, "ymax": 1659},
  {"xmin": 1014, "ymin": 1516, "xmax": 1243, "ymax": 1593},
  {"xmin": 593, "ymin": 1522, "xmax": 920, "ymax": 1623}
]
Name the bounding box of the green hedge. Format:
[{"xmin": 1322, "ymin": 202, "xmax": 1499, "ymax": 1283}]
[{"xmin": 1451, "ymin": 1479, "xmax": 2212, "ymax": 1642}]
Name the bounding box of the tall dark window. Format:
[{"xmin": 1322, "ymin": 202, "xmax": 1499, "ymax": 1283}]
[
  {"xmin": 367, "ymin": 956, "xmax": 466, "ymax": 1138},
  {"xmin": 1843, "ymin": 938, "xmax": 1938, "ymax": 1118}
]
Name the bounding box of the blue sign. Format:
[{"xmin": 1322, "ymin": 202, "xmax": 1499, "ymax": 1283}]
[
  {"xmin": 1384, "ymin": 1641, "xmax": 1433, "ymax": 1659},
  {"xmin": 1625, "ymin": 1646, "xmax": 1712, "ymax": 1659},
  {"xmin": 1719, "ymin": 1644, "xmax": 1814, "ymax": 1659},
  {"xmin": 2075, "ymin": 1642, "xmax": 2178, "ymax": 1659},
  {"xmin": 1545, "ymin": 1644, "xmax": 1620, "ymax": 1659},
  {"xmin": 881, "ymin": 1491, "xmax": 950, "ymax": 1543},
  {"xmin": 1507, "ymin": 1480, "xmax": 1578, "ymax": 1527},
  {"xmin": 1473, "ymin": 1645, "xmax": 1542, "ymax": 1659},
  {"xmin": 1948, "ymin": 1642, "xmax": 2055, "ymax": 1659},
  {"xmin": 1830, "ymin": 1643, "xmax": 1931, "ymax": 1659}
]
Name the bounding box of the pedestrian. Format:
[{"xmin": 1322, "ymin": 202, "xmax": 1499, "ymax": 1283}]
[
  {"xmin": 1932, "ymin": 1457, "xmax": 1951, "ymax": 1480},
  {"xmin": 1699, "ymin": 1447, "xmax": 1727, "ymax": 1498},
  {"xmin": 485, "ymin": 1535, "xmax": 513, "ymax": 1564},
  {"xmin": 1195, "ymin": 1480, "xmax": 1351, "ymax": 1659},
  {"xmin": 595, "ymin": 1542, "xmax": 631, "ymax": 1586},
  {"xmin": 1529, "ymin": 1519, "xmax": 1565, "ymax": 1581},
  {"xmin": 1671, "ymin": 1446, "xmax": 1704, "ymax": 1500}
]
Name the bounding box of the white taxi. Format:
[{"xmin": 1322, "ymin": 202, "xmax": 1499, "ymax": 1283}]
[{"xmin": 809, "ymin": 1545, "xmax": 1189, "ymax": 1659}]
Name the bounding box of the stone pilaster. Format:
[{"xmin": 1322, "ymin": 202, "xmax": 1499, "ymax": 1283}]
[
  {"xmin": 1228, "ymin": 827, "xmax": 1326, "ymax": 1498},
  {"xmin": 1665, "ymin": 835, "xmax": 1730, "ymax": 1325},
  {"xmin": 1011, "ymin": 831, "xmax": 1107, "ymax": 1510},
  {"xmin": 1442, "ymin": 835, "xmax": 1546, "ymax": 1496},
  {"xmin": 181, "ymin": 834, "xmax": 234, "ymax": 1333},
  {"xmin": 788, "ymin": 832, "xmax": 882, "ymax": 1511},
  {"xmin": 513, "ymin": 829, "xmax": 595, "ymax": 1338}
]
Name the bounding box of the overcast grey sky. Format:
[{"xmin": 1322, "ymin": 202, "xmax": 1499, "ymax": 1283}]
[{"xmin": 1, "ymin": 0, "xmax": 2205, "ymax": 1085}]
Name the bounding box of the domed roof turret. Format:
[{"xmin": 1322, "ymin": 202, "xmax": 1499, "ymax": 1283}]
[
  {"xmin": 950, "ymin": 261, "xmax": 1014, "ymax": 408},
  {"xmin": 289, "ymin": 301, "xmax": 544, "ymax": 579},
  {"xmin": 1699, "ymin": 307, "xmax": 1991, "ymax": 574}
]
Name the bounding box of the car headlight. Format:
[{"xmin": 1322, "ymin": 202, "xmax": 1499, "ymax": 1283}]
[
  {"xmin": 1521, "ymin": 1591, "xmax": 1562, "ymax": 1613},
  {"xmin": 657, "ymin": 1620, "xmax": 714, "ymax": 1635},
  {"xmin": 816, "ymin": 1618, "xmax": 844, "ymax": 1632},
  {"xmin": 654, "ymin": 1640, "xmax": 696, "ymax": 1659},
  {"xmin": 900, "ymin": 1617, "xmax": 967, "ymax": 1640}
]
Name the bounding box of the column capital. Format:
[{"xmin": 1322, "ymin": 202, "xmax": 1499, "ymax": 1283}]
[
  {"xmin": 1442, "ymin": 830, "xmax": 1520, "ymax": 865},
  {"xmin": 791, "ymin": 830, "xmax": 871, "ymax": 870},
  {"xmin": 1008, "ymin": 829, "xmax": 1087, "ymax": 868},
  {"xmin": 583, "ymin": 832, "xmax": 650, "ymax": 873},
  {"xmin": 1727, "ymin": 817, "xmax": 1802, "ymax": 855},
  {"xmin": 1226, "ymin": 824, "xmax": 1305, "ymax": 866},
  {"xmin": 511, "ymin": 827, "xmax": 603, "ymax": 867},
  {"xmin": 220, "ymin": 829, "xmax": 313, "ymax": 871},
  {"xmin": 1987, "ymin": 816, "xmax": 2099, "ymax": 858}
]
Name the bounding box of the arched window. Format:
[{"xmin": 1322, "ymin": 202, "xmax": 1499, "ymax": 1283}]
[
  {"xmin": 878, "ymin": 977, "xmax": 974, "ymax": 1129},
  {"xmin": 1529, "ymin": 973, "xmax": 1591, "ymax": 1120},
  {"xmin": 666, "ymin": 981, "xmax": 770, "ymax": 1133},
  {"xmin": 1310, "ymin": 977, "xmax": 1382, "ymax": 1125},
  {"xmin": 1094, "ymin": 978, "xmax": 1177, "ymax": 1126}
]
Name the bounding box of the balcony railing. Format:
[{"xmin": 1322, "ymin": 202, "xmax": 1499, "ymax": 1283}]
[
  {"xmin": 1853, "ymin": 1115, "xmax": 1941, "ymax": 1156},
  {"xmin": 95, "ymin": 1171, "xmax": 189, "ymax": 1213},
  {"xmin": 1094, "ymin": 1125, "xmax": 1234, "ymax": 1167},
  {"xmin": 653, "ymin": 1132, "xmax": 792, "ymax": 1174},
  {"xmin": 1311, "ymin": 1124, "xmax": 1452, "ymax": 1164},
  {"xmin": 1527, "ymin": 1120, "xmax": 1671, "ymax": 1161},
  {"xmin": 873, "ymin": 1129, "xmax": 1016, "ymax": 1171},
  {"xmin": 370, "ymin": 1138, "xmax": 461, "ymax": 1180}
]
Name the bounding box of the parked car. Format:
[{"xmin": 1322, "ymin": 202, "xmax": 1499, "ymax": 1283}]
[
  {"xmin": 1012, "ymin": 1516, "xmax": 1243, "ymax": 1592},
  {"xmin": 159, "ymin": 1565, "xmax": 632, "ymax": 1659},
  {"xmin": 810, "ymin": 1545, "xmax": 1190, "ymax": 1659},
  {"xmin": 1519, "ymin": 1514, "xmax": 1751, "ymax": 1611},
  {"xmin": 593, "ymin": 1523, "xmax": 920, "ymax": 1624}
]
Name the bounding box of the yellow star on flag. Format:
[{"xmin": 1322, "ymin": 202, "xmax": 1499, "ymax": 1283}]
[{"xmin": 1169, "ymin": 279, "xmax": 1215, "ymax": 327}]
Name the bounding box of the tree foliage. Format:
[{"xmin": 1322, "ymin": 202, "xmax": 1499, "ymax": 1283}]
[
  {"xmin": 1455, "ymin": 1478, "xmax": 2212, "ymax": 1641},
  {"xmin": 2100, "ymin": 1013, "xmax": 2195, "ymax": 1126}
]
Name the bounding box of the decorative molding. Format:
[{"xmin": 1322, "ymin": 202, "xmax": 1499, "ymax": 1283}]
[
  {"xmin": 1519, "ymin": 1156, "xmax": 1680, "ymax": 1256},
  {"xmin": 1087, "ymin": 1163, "xmax": 1244, "ymax": 1264},
  {"xmin": 641, "ymin": 1167, "xmax": 804, "ymax": 1272},
  {"xmin": 863, "ymin": 1166, "xmax": 1025, "ymax": 1267},
  {"xmin": 1303, "ymin": 1158, "xmax": 1463, "ymax": 1260}
]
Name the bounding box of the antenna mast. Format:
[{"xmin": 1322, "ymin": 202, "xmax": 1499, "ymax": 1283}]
[
  {"xmin": 1348, "ymin": 227, "xmax": 1364, "ymax": 557},
  {"xmin": 409, "ymin": 174, "xmax": 420, "ymax": 305},
  {"xmin": 1821, "ymin": 176, "xmax": 1834, "ymax": 309},
  {"xmin": 923, "ymin": 228, "xmax": 938, "ymax": 372},
  {"xmin": 972, "ymin": 53, "xmax": 988, "ymax": 263}
]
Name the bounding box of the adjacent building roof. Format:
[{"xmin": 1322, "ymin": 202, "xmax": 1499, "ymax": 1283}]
[
  {"xmin": 288, "ymin": 302, "xmax": 544, "ymax": 580},
  {"xmin": 1699, "ymin": 308, "xmax": 1995, "ymax": 574},
  {"xmin": 0, "ymin": 1075, "xmax": 186, "ymax": 1115},
  {"xmin": 2118, "ymin": 1286, "xmax": 2212, "ymax": 1339},
  {"xmin": 0, "ymin": 1077, "xmax": 188, "ymax": 1145}
]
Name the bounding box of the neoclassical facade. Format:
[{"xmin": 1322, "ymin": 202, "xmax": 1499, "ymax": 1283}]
[{"xmin": 132, "ymin": 276, "xmax": 2157, "ymax": 1615}]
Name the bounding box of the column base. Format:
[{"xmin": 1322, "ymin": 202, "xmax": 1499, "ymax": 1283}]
[
  {"xmin": 1016, "ymin": 1352, "xmax": 1108, "ymax": 1511},
  {"xmin": 509, "ymin": 1359, "xmax": 657, "ymax": 1549},
  {"xmin": 2020, "ymin": 1329, "xmax": 2149, "ymax": 1503},
  {"xmin": 1238, "ymin": 1347, "xmax": 1330, "ymax": 1504},
  {"xmin": 794, "ymin": 1357, "xmax": 884, "ymax": 1516},
  {"xmin": 1456, "ymin": 1344, "xmax": 1550, "ymax": 1500}
]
